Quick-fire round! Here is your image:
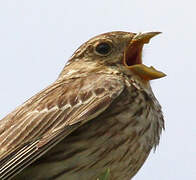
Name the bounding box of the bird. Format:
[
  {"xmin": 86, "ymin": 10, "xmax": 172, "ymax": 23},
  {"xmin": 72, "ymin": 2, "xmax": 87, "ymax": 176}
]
[{"xmin": 0, "ymin": 31, "xmax": 166, "ymax": 180}]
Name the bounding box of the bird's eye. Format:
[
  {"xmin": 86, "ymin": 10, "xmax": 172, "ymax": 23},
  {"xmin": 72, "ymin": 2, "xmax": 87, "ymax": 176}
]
[{"xmin": 95, "ymin": 42, "xmax": 112, "ymax": 56}]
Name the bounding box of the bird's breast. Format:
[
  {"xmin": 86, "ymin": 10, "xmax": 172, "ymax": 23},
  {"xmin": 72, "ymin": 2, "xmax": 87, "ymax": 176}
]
[{"xmin": 19, "ymin": 83, "xmax": 163, "ymax": 180}]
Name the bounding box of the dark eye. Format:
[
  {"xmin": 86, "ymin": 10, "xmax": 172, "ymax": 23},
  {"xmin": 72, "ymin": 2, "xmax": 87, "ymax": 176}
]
[{"xmin": 95, "ymin": 42, "xmax": 112, "ymax": 56}]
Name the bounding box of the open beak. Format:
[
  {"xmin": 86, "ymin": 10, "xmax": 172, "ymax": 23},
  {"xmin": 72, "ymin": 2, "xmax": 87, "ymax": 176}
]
[{"xmin": 123, "ymin": 32, "xmax": 166, "ymax": 80}]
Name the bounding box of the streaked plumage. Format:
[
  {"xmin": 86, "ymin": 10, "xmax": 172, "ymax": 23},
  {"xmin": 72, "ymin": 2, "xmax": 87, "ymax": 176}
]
[{"xmin": 0, "ymin": 31, "xmax": 165, "ymax": 180}]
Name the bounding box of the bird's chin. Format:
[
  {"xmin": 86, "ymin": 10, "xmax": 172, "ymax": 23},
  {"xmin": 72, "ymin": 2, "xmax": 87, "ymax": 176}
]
[{"xmin": 123, "ymin": 32, "xmax": 166, "ymax": 81}]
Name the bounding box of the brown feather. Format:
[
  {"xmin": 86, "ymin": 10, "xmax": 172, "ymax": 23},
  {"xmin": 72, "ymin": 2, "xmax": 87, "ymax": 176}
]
[{"xmin": 0, "ymin": 73, "xmax": 125, "ymax": 179}]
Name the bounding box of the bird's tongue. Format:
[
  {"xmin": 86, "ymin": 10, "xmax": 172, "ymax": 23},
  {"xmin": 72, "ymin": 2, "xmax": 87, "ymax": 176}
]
[
  {"xmin": 124, "ymin": 44, "xmax": 143, "ymax": 66},
  {"xmin": 123, "ymin": 32, "xmax": 166, "ymax": 80}
]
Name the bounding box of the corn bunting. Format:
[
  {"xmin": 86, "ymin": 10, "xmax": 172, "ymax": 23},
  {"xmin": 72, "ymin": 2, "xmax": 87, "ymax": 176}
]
[{"xmin": 0, "ymin": 31, "xmax": 166, "ymax": 180}]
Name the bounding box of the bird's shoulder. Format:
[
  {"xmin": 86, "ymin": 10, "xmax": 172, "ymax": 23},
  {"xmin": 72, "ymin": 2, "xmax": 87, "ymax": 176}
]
[{"xmin": 0, "ymin": 72, "xmax": 125, "ymax": 159}]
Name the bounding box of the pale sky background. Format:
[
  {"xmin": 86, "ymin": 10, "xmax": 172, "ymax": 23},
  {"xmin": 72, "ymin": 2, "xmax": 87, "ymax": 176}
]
[{"xmin": 0, "ymin": 0, "xmax": 195, "ymax": 179}]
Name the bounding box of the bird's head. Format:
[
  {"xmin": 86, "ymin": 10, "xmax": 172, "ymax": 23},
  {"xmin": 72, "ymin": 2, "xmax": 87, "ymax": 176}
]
[{"xmin": 60, "ymin": 31, "xmax": 166, "ymax": 81}]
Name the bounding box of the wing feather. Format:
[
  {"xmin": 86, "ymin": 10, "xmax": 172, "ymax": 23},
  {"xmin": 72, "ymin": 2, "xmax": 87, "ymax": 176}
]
[{"xmin": 0, "ymin": 73, "xmax": 125, "ymax": 179}]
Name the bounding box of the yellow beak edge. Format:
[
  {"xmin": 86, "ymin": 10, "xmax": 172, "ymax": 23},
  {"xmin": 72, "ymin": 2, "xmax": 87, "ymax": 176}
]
[{"xmin": 129, "ymin": 64, "xmax": 166, "ymax": 80}]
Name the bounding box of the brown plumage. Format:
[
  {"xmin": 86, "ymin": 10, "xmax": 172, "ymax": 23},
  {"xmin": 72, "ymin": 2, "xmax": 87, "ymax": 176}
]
[{"xmin": 0, "ymin": 31, "xmax": 166, "ymax": 180}]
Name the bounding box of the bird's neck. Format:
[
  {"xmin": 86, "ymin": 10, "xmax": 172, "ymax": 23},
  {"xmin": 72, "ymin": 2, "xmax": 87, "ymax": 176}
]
[{"xmin": 57, "ymin": 60, "xmax": 111, "ymax": 80}]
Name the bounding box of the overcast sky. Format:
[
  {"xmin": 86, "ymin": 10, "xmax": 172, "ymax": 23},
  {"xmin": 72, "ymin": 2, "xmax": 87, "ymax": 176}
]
[{"xmin": 0, "ymin": 0, "xmax": 195, "ymax": 179}]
